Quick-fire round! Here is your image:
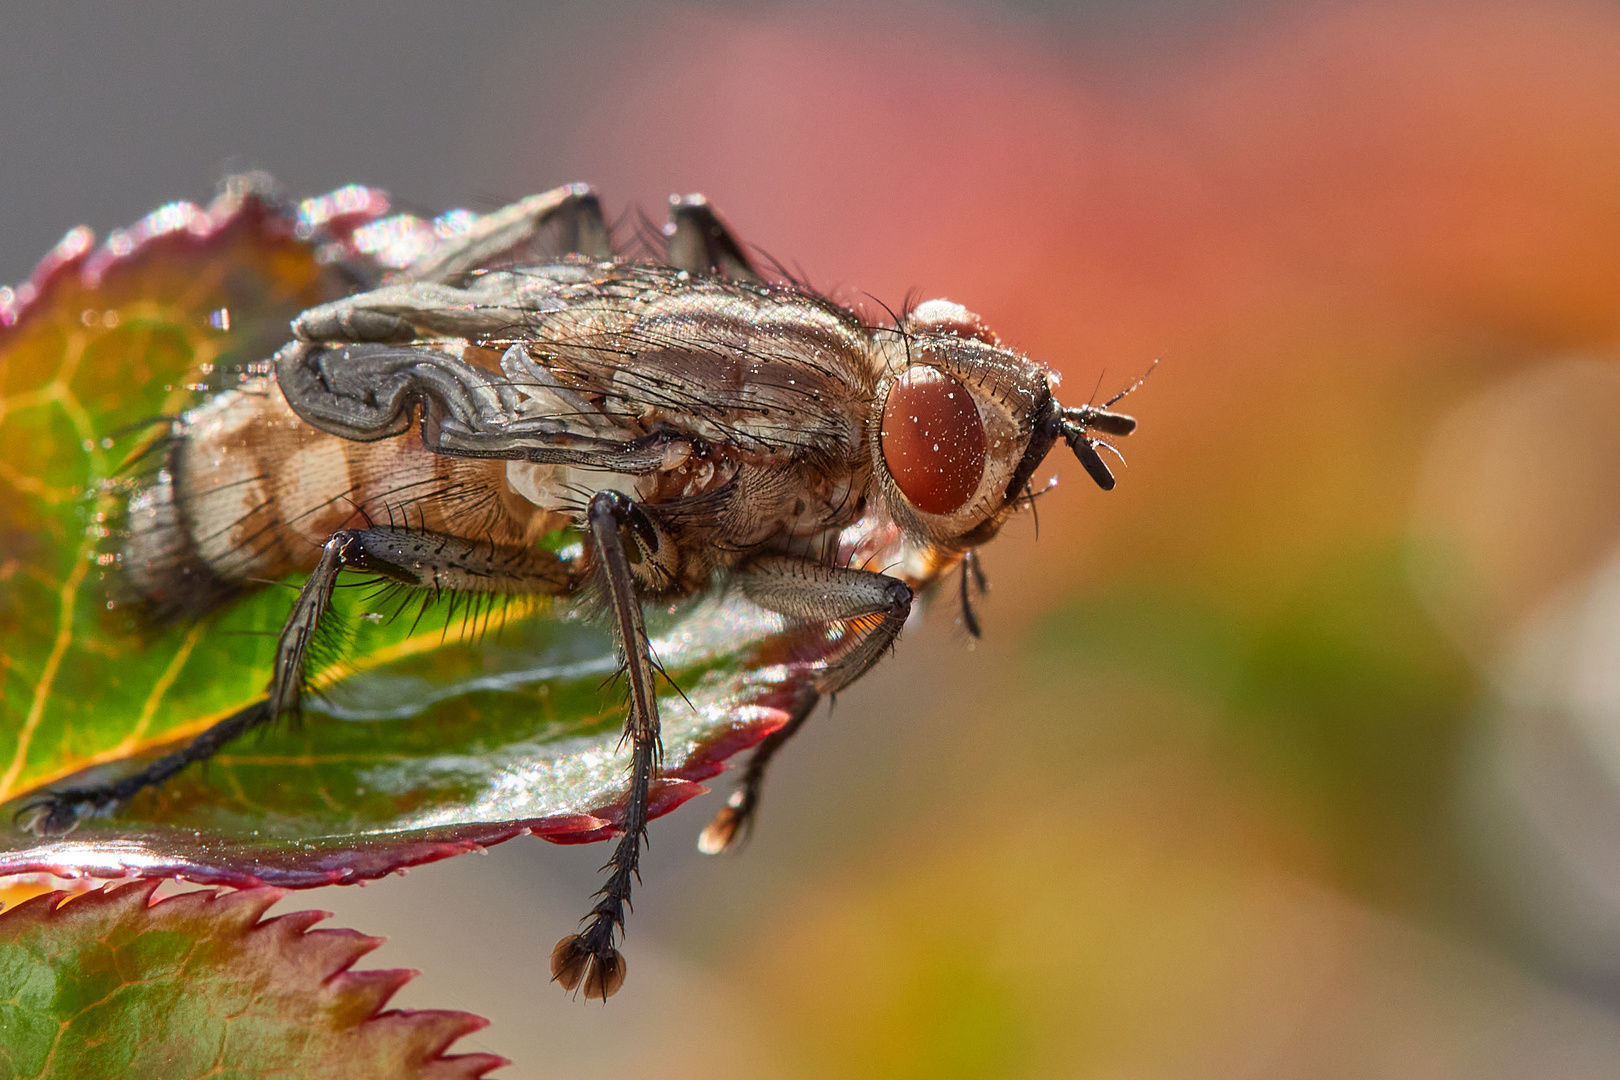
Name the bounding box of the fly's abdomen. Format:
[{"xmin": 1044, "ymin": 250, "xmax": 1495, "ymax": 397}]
[{"xmin": 121, "ymin": 377, "xmax": 552, "ymax": 622}]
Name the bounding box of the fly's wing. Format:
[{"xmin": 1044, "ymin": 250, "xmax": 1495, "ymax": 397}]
[
  {"xmin": 529, "ymin": 269, "xmax": 879, "ymax": 457},
  {"xmin": 322, "ymin": 183, "xmax": 614, "ymax": 288},
  {"xmin": 291, "ymin": 263, "xmax": 880, "ymax": 462}
]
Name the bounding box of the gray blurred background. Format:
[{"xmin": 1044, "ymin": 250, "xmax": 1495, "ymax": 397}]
[{"xmin": 12, "ymin": 1, "xmax": 1620, "ymax": 1077}]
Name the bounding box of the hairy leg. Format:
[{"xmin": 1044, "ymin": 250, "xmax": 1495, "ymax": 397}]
[
  {"xmin": 16, "ymin": 529, "xmax": 568, "ymax": 836},
  {"xmin": 549, "ymin": 490, "xmax": 665, "ymax": 1001},
  {"xmin": 691, "ymin": 557, "xmax": 914, "ymax": 854},
  {"xmin": 739, "ymin": 556, "xmax": 914, "ymax": 694}
]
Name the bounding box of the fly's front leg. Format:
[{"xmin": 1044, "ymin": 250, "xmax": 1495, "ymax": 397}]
[
  {"xmin": 740, "ymin": 557, "xmax": 914, "ymax": 694},
  {"xmin": 696, "ymin": 557, "xmax": 913, "ymax": 854},
  {"xmin": 15, "ymin": 530, "xmax": 568, "ymax": 837},
  {"xmin": 550, "ymin": 490, "xmax": 663, "ymax": 1002}
]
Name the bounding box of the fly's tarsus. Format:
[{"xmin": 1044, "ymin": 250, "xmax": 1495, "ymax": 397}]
[
  {"xmin": 19, "ymin": 528, "xmax": 572, "ymax": 839},
  {"xmin": 15, "ymin": 699, "xmax": 276, "ymax": 837}
]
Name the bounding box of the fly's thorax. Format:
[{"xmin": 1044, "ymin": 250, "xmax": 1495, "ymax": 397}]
[
  {"xmin": 866, "ymin": 302, "xmax": 1057, "ymax": 551},
  {"xmin": 506, "ymin": 462, "xmax": 651, "ymax": 512},
  {"xmin": 508, "ymin": 268, "xmax": 877, "ymax": 457}
]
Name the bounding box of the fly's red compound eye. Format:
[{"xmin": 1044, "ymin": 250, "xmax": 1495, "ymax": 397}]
[{"xmin": 880, "ymin": 367, "xmax": 986, "ymax": 515}]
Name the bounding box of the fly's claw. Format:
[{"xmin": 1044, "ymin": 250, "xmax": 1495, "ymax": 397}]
[
  {"xmin": 697, "ymin": 790, "xmax": 747, "ymax": 855},
  {"xmin": 14, "ymin": 793, "xmax": 99, "ymax": 838},
  {"xmin": 550, "ymin": 932, "xmax": 628, "ymax": 1001}
]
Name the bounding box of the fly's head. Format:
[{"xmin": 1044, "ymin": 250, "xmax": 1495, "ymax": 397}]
[{"xmin": 870, "ymin": 299, "xmax": 1139, "ymax": 555}]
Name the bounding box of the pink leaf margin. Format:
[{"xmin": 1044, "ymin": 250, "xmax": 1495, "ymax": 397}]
[{"xmin": 0, "ymin": 879, "xmax": 508, "ymax": 1079}]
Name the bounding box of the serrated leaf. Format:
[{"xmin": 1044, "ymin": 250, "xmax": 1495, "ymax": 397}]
[
  {"xmin": 0, "ymin": 880, "xmax": 505, "ymax": 1079},
  {"xmin": 0, "ymin": 181, "xmax": 851, "ymax": 887}
]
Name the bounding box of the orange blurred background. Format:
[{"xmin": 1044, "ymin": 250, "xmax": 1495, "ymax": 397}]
[{"xmin": 10, "ymin": 1, "xmax": 1620, "ymax": 1075}]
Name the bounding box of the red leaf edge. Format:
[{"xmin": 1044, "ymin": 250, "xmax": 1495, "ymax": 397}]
[{"xmin": 0, "ymin": 879, "xmax": 508, "ymax": 1078}]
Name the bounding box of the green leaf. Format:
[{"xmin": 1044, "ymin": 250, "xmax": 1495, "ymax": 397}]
[
  {"xmin": 0, "ymin": 880, "xmax": 505, "ymax": 1079},
  {"xmin": 0, "ymin": 178, "xmax": 373, "ymax": 804},
  {"xmin": 0, "ymin": 179, "xmax": 841, "ymax": 887}
]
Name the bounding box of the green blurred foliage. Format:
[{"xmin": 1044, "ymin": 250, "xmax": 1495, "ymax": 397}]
[{"xmin": 1033, "ymin": 545, "xmax": 1477, "ymax": 904}]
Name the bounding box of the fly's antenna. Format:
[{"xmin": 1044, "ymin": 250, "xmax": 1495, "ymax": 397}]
[
  {"xmin": 1055, "ymin": 361, "xmax": 1154, "ymax": 491},
  {"xmin": 1103, "ymin": 358, "xmax": 1158, "ymax": 407},
  {"xmin": 1057, "ymin": 404, "xmax": 1136, "ymax": 491}
]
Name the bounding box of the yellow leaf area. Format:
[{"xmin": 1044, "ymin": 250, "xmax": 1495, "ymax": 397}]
[
  {"xmin": 0, "ymin": 212, "xmax": 531, "ymax": 804},
  {"xmin": 0, "ymin": 874, "xmax": 93, "ymax": 913}
]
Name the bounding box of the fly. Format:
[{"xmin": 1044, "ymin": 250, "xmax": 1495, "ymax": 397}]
[{"xmin": 15, "ymin": 184, "xmax": 1141, "ymax": 1000}]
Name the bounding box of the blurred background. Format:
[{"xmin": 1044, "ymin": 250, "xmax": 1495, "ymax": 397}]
[{"xmin": 8, "ymin": 0, "xmax": 1620, "ymax": 1075}]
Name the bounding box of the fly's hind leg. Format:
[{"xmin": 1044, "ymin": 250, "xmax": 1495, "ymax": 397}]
[
  {"xmin": 14, "ymin": 700, "xmax": 275, "ymax": 836},
  {"xmin": 550, "ymin": 490, "xmax": 665, "ymax": 1002},
  {"xmin": 696, "ymin": 557, "xmax": 913, "ymax": 854},
  {"xmin": 16, "ymin": 529, "xmax": 568, "ymax": 837}
]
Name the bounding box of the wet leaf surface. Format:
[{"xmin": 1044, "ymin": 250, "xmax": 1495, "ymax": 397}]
[
  {"xmin": 0, "ymin": 182, "xmax": 836, "ymax": 887},
  {"xmin": 0, "ymin": 880, "xmax": 505, "ymax": 1079}
]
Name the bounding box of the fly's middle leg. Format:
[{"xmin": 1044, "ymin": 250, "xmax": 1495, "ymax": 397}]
[
  {"xmin": 15, "ymin": 529, "xmax": 569, "ymax": 837},
  {"xmin": 666, "ymin": 194, "xmax": 761, "ymax": 282},
  {"xmin": 549, "ymin": 490, "xmax": 665, "ymax": 1002}
]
